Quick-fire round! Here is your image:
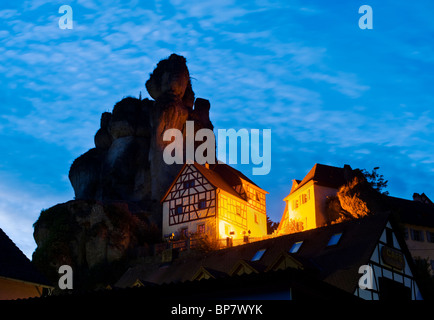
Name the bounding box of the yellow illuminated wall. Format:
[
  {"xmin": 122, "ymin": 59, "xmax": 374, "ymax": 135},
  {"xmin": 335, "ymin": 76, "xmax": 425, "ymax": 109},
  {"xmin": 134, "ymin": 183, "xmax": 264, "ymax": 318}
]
[
  {"xmin": 284, "ymin": 181, "xmax": 315, "ymax": 231},
  {"xmin": 217, "ymin": 191, "xmax": 247, "ymax": 239},
  {"xmin": 0, "ymin": 277, "xmax": 46, "ymax": 300},
  {"xmin": 283, "ymin": 181, "xmax": 338, "ymax": 232},
  {"xmin": 162, "ymin": 164, "xmax": 268, "ymax": 246},
  {"xmin": 217, "ymin": 187, "xmax": 267, "ymax": 242}
]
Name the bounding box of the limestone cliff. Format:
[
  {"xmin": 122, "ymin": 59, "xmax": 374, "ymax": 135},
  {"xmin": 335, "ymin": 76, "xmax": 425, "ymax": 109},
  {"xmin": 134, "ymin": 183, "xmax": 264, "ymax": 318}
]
[{"xmin": 33, "ymin": 54, "xmax": 214, "ymax": 289}]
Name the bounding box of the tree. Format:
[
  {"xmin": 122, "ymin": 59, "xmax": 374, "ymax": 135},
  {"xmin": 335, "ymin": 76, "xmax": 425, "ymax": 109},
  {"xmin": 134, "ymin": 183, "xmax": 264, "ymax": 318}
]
[
  {"xmin": 266, "ymin": 216, "xmax": 279, "ymax": 234},
  {"xmin": 360, "ymin": 166, "xmax": 389, "ymax": 195},
  {"xmin": 413, "ymin": 257, "xmax": 434, "ymax": 300}
]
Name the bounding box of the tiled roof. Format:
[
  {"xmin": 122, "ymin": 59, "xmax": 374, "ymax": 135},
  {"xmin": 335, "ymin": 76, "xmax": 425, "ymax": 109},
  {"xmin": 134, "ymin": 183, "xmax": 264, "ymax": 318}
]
[
  {"xmin": 0, "ymin": 227, "xmax": 52, "ymax": 287},
  {"xmin": 291, "ymin": 163, "xmax": 350, "ymax": 193},
  {"xmin": 209, "ymin": 162, "xmax": 263, "ymax": 190},
  {"xmin": 117, "ymin": 213, "xmax": 392, "ymax": 294},
  {"xmin": 193, "ymin": 163, "xmax": 244, "ymax": 199},
  {"xmin": 385, "ymin": 196, "xmax": 434, "ymax": 228},
  {"xmin": 162, "ymin": 162, "xmax": 267, "ymax": 202}
]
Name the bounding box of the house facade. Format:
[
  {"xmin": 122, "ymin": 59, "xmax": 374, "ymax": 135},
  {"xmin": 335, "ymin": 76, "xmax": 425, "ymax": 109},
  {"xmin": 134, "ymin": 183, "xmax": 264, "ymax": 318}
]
[
  {"xmin": 277, "ymin": 163, "xmax": 352, "ymax": 234},
  {"xmin": 277, "ymin": 162, "xmax": 434, "ymax": 280},
  {"xmin": 353, "ymin": 219, "xmax": 423, "ymax": 300},
  {"xmin": 385, "ymin": 193, "xmax": 434, "ymax": 275},
  {"xmin": 161, "ymin": 162, "xmax": 268, "ymax": 247}
]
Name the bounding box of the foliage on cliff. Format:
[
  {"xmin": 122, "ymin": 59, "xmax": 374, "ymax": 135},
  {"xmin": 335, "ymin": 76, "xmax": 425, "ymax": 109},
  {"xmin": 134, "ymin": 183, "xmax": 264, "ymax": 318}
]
[{"xmin": 327, "ymin": 167, "xmax": 389, "ymax": 224}]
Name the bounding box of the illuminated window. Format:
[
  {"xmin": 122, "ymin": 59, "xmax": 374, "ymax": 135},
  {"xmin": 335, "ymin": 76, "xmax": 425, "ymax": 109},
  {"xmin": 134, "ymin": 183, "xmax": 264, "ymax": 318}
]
[
  {"xmin": 236, "ymin": 207, "xmax": 241, "ymax": 215},
  {"xmin": 251, "ymin": 249, "xmax": 266, "ymax": 261},
  {"xmin": 254, "ymin": 213, "xmax": 258, "ymax": 224},
  {"xmin": 197, "ymin": 224, "xmax": 205, "ymax": 233},
  {"xmin": 327, "ymin": 233, "xmax": 342, "ymax": 246},
  {"xmin": 255, "ymin": 192, "xmax": 260, "ymax": 202},
  {"xmin": 289, "ymin": 241, "xmax": 303, "ymax": 253}
]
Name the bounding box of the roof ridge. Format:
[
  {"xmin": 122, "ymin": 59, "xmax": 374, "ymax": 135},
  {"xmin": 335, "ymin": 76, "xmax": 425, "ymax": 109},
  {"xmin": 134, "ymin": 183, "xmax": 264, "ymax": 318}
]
[
  {"xmin": 0, "ymin": 227, "xmax": 53, "ymax": 287},
  {"xmin": 0, "ymin": 227, "xmax": 27, "ymax": 260}
]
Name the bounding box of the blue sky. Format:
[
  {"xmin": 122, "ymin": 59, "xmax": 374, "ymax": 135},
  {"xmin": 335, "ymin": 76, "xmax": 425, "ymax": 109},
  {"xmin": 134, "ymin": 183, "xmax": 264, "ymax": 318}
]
[{"xmin": 1, "ymin": 0, "xmax": 434, "ymax": 258}]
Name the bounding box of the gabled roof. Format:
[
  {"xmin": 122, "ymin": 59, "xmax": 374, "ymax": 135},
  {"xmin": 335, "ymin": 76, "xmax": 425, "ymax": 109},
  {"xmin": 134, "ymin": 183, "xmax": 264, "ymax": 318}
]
[
  {"xmin": 161, "ymin": 162, "xmax": 267, "ymax": 202},
  {"xmin": 228, "ymin": 259, "xmax": 267, "ymax": 276},
  {"xmin": 209, "ymin": 163, "xmax": 264, "ymax": 191},
  {"xmin": 193, "ymin": 163, "xmax": 244, "ymax": 199},
  {"xmin": 385, "ymin": 196, "xmax": 434, "ymax": 228},
  {"xmin": 190, "ymin": 266, "xmax": 227, "ymax": 281},
  {"xmin": 289, "ymin": 163, "xmax": 350, "ymax": 195},
  {"xmin": 265, "ymin": 251, "xmax": 304, "ymax": 272},
  {"xmin": 113, "ymin": 264, "xmax": 158, "ymax": 289},
  {"xmin": 0, "ymin": 227, "xmax": 52, "ymax": 287}
]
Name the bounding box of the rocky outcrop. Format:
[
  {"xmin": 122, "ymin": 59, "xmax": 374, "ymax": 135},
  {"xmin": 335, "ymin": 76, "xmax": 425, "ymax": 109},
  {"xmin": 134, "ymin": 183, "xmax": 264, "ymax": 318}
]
[
  {"xmin": 326, "ymin": 172, "xmax": 388, "ymax": 224},
  {"xmin": 33, "ymin": 200, "xmax": 160, "ymax": 289},
  {"xmin": 145, "ymin": 54, "xmax": 194, "ymax": 107},
  {"xmin": 67, "ymin": 53, "xmax": 214, "ymax": 225},
  {"xmin": 33, "ymin": 54, "xmax": 214, "ymax": 289}
]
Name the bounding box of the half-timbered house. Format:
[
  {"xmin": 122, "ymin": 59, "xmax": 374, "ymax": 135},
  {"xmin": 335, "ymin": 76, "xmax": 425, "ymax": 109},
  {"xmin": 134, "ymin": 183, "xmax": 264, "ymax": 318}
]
[{"xmin": 161, "ymin": 162, "xmax": 268, "ymax": 247}]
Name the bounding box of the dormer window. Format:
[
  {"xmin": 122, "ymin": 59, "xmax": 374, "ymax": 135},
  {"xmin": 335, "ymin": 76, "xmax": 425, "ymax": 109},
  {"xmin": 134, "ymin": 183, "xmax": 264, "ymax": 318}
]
[
  {"xmin": 251, "ymin": 249, "xmax": 266, "ymax": 262},
  {"xmin": 327, "ymin": 233, "xmax": 343, "ymax": 246},
  {"xmin": 289, "ymin": 241, "xmax": 303, "ymax": 253}
]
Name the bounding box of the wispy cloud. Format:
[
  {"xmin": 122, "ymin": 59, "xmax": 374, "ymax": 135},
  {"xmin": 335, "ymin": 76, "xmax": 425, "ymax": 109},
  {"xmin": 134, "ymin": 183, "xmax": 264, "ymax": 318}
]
[
  {"xmin": 1, "ymin": 0, "xmax": 434, "ymax": 247},
  {"xmin": 0, "ymin": 175, "xmax": 71, "ymax": 258}
]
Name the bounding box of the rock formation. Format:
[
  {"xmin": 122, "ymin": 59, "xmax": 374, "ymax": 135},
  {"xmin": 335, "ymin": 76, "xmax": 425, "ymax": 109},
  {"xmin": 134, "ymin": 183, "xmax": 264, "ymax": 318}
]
[
  {"xmin": 326, "ymin": 171, "xmax": 388, "ymax": 224},
  {"xmin": 68, "ymin": 53, "xmax": 213, "ymax": 223},
  {"xmin": 33, "ymin": 54, "xmax": 214, "ymax": 289}
]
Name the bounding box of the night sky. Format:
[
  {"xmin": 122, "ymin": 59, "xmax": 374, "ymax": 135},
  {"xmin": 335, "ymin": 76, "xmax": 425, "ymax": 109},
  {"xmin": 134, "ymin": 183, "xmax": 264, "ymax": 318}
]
[{"xmin": 1, "ymin": 0, "xmax": 433, "ymax": 258}]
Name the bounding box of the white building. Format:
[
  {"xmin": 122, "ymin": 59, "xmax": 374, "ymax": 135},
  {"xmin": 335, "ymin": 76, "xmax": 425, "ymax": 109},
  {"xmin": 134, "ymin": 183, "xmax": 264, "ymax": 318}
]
[{"xmin": 161, "ymin": 162, "xmax": 268, "ymax": 247}]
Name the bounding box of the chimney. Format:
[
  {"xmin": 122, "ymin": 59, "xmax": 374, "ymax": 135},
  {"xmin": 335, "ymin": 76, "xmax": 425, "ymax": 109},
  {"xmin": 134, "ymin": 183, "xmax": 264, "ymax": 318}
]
[{"xmin": 413, "ymin": 193, "xmax": 433, "ymax": 205}]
